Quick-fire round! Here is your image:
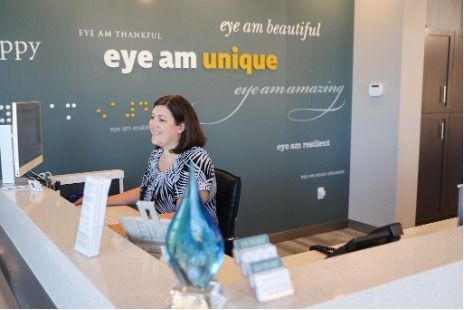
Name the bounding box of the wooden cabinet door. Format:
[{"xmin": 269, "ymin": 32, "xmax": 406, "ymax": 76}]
[
  {"xmin": 449, "ymin": 33, "xmax": 462, "ymax": 113},
  {"xmin": 422, "ymin": 30, "xmax": 454, "ymax": 113},
  {"xmin": 416, "ymin": 114, "xmax": 448, "ymax": 224},
  {"xmin": 442, "ymin": 112, "xmax": 463, "ymax": 218}
]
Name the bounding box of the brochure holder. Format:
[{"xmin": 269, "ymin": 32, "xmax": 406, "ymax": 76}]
[
  {"xmin": 120, "ymin": 201, "xmax": 171, "ymax": 258},
  {"xmin": 74, "ymin": 176, "xmax": 111, "ymax": 257},
  {"xmin": 233, "ymin": 234, "xmax": 294, "ymax": 303}
]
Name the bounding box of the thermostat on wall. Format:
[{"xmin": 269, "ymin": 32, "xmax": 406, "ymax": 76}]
[{"xmin": 368, "ymin": 83, "xmax": 383, "ymax": 97}]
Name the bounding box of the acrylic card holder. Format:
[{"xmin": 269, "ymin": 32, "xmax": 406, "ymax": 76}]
[
  {"xmin": 238, "ymin": 243, "xmax": 278, "ymax": 276},
  {"xmin": 119, "ymin": 201, "xmax": 171, "ymax": 258},
  {"xmin": 120, "ymin": 201, "xmax": 169, "ymax": 242},
  {"xmin": 232, "ymin": 234, "xmax": 294, "ymax": 303},
  {"xmin": 233, "ymin": 234, "xmax": 270, "ymax": 263},
  {"xmin": 74, "ymin": 176, "xmax": 111, "ymax": 257},
  {"xmin": 248, "ymin": 257, "xmax": 294, "ymax": 302}
]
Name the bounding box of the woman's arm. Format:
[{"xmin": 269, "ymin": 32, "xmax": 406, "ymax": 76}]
[
  {"xmin": 73, "ymin": 187, "xmax": 140, "ymax": 206},
  {"xmin": 175, "ymin": 190, "xmax": 209, "ymax": 207},
  {"xmin": 106, "ymin": 187, "xmax": 141, "ymax": 206}
]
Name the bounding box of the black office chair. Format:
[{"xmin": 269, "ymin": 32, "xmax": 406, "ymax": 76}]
[{"xmin": 214, "ymin": 168, "xmax": 241, "ymax": 256}]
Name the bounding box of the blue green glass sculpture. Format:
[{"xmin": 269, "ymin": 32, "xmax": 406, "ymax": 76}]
[{"xmin": 165, "ymin": 164, "xmax": 224, "ymax": 288}]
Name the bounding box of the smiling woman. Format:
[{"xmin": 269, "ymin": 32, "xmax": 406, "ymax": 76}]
[
  {"xmin": 149, "ymin": 95, "xmax": 206, "ymax": 154},
  {"xmin": 149, "ymin": 105, "xmax": 184, "ymax": 152},
  {"xmin": 97, "ymin": 95, "xmax": 218, "ymax": 224}
]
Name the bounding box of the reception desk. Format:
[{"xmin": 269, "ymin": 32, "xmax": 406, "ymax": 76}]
[{"xmin": 0, "ymin": 187, "xmax": 462, "ymax": 308}]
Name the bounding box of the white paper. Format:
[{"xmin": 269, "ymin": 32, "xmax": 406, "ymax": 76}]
[
  {"xmin": 74, "ymin": 176, "xmax": 111, "ymax": 257},
  {"xmin": 237, "ymin": 244, "xmax": 278, "ymax": 276},
  {"xmin": 252, "ymin": 267, "xmax": 295, "ymax": 302},
  {"xmin": 119, "ymin": 216, "xmax": 170, "ymax": 244}
]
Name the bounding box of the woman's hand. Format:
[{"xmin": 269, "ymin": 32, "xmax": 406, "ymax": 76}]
[{"xmin": 73, "ymin": 197, "xmax": 83, "ymax": 206}]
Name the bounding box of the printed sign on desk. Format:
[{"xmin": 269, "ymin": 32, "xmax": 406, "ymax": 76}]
[{"xmin": 74, "ymin": 176, "xmax": 111, "ymax": 257}]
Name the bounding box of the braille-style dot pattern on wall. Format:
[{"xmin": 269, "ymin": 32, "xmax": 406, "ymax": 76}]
[
  {"xmin": 140, "ymin": 100, "xmax": 150, "ymax": 112},
  {"xmin": 96, "ymin": 100, "xmax": 150, "ymax": 120},
  {"xmin": 95, "ymin": 101, "xmax": 117, "ymax": 120},
  {"xmin": 96, "ymin": 109, "xmax": 109, "ymax": 119},
  {"xmin": 124, "ymin": 101, "xmax": 151, "ymax": 119},
  {"xmin": 47, "ymin": 101, "xmax": 78, "ymax": 121},
  {"xmin": 0, "ymin": 104, "xmax": 12, "ymax": 124},
  {"xmin": 65, "ymin": 102, "xmax": 77, "ymax": 120}
]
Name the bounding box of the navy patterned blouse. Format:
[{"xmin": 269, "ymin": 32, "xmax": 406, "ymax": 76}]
[{"xmin": 139, "ymin": 146, "xmax": 217, "ymax": 222}]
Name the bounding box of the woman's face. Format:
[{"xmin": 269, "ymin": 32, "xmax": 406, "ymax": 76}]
[{"xmin": 149, "ymin": 105, "xmax": 184, "ymax": 150}]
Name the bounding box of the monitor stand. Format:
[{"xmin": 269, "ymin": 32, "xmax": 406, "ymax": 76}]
[
  {"xmin": 1, "ymin": 177, "xmax": 29, "ymax": 189},
  {"xmin": 0, "ymin": 125, "xmax": 15, "ymax": 185}
]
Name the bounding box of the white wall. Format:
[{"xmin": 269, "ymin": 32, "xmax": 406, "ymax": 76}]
[
  {"xmin": 394, "ymin": 0, "xmax": 427, "ymax": 227},
  {"xmin": 426, "ymin": 0, "xmax": 462, "ymax": 31},
  {"xmin": 349, "ymin": 0, "xmax": 426, "ymax": 227}
]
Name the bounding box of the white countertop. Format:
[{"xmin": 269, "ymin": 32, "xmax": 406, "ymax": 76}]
[{"xmin": 0, "ymin": 187, "xmax": 462, "ymax": 308}]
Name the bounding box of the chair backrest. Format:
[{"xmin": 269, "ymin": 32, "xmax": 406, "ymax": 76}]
[{"xmin": 214, "ymin": 168, "xmax": 241, "ymax": 243}]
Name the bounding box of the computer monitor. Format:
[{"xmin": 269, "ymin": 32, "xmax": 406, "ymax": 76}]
[{"xmin": 0, "ymin": 101, "xmax": 43, "ymax": 185}]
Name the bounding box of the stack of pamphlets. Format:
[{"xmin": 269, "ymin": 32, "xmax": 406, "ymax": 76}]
[
  {"xmin": 120, "ymin": 200, "xmax": 171, "ymax": 259},
  {"xmin": 74, "ymin": 176, "xmax": 111, "ymax": 257},
  {"xmin": 233, "ymin": 234, "xmax": 294, "ymax": 303}
]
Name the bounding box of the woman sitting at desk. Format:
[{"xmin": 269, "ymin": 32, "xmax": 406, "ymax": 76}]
[{"xmin": 78, "ymin": 95, "xmax": 217, "ymax": 222}]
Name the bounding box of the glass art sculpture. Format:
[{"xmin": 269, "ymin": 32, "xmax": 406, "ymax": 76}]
[{"xmin": 165, "ymin": 164, "xmax": 225, "ymax": 308}]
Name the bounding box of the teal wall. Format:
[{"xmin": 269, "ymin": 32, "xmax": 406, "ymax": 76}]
[{"xmin": 0, "ymin": 0, "xmax": 353, "ymax": 236}]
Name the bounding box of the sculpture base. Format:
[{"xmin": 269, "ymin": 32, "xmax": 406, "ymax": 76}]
[{"xmin": 168, "ymin": 282, "xmax": 227, "ymax": 309}]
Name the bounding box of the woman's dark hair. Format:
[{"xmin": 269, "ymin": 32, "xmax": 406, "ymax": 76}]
[{"xmin": 153, "ymin": 95, "xmax": 206, "ymax": 154}]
